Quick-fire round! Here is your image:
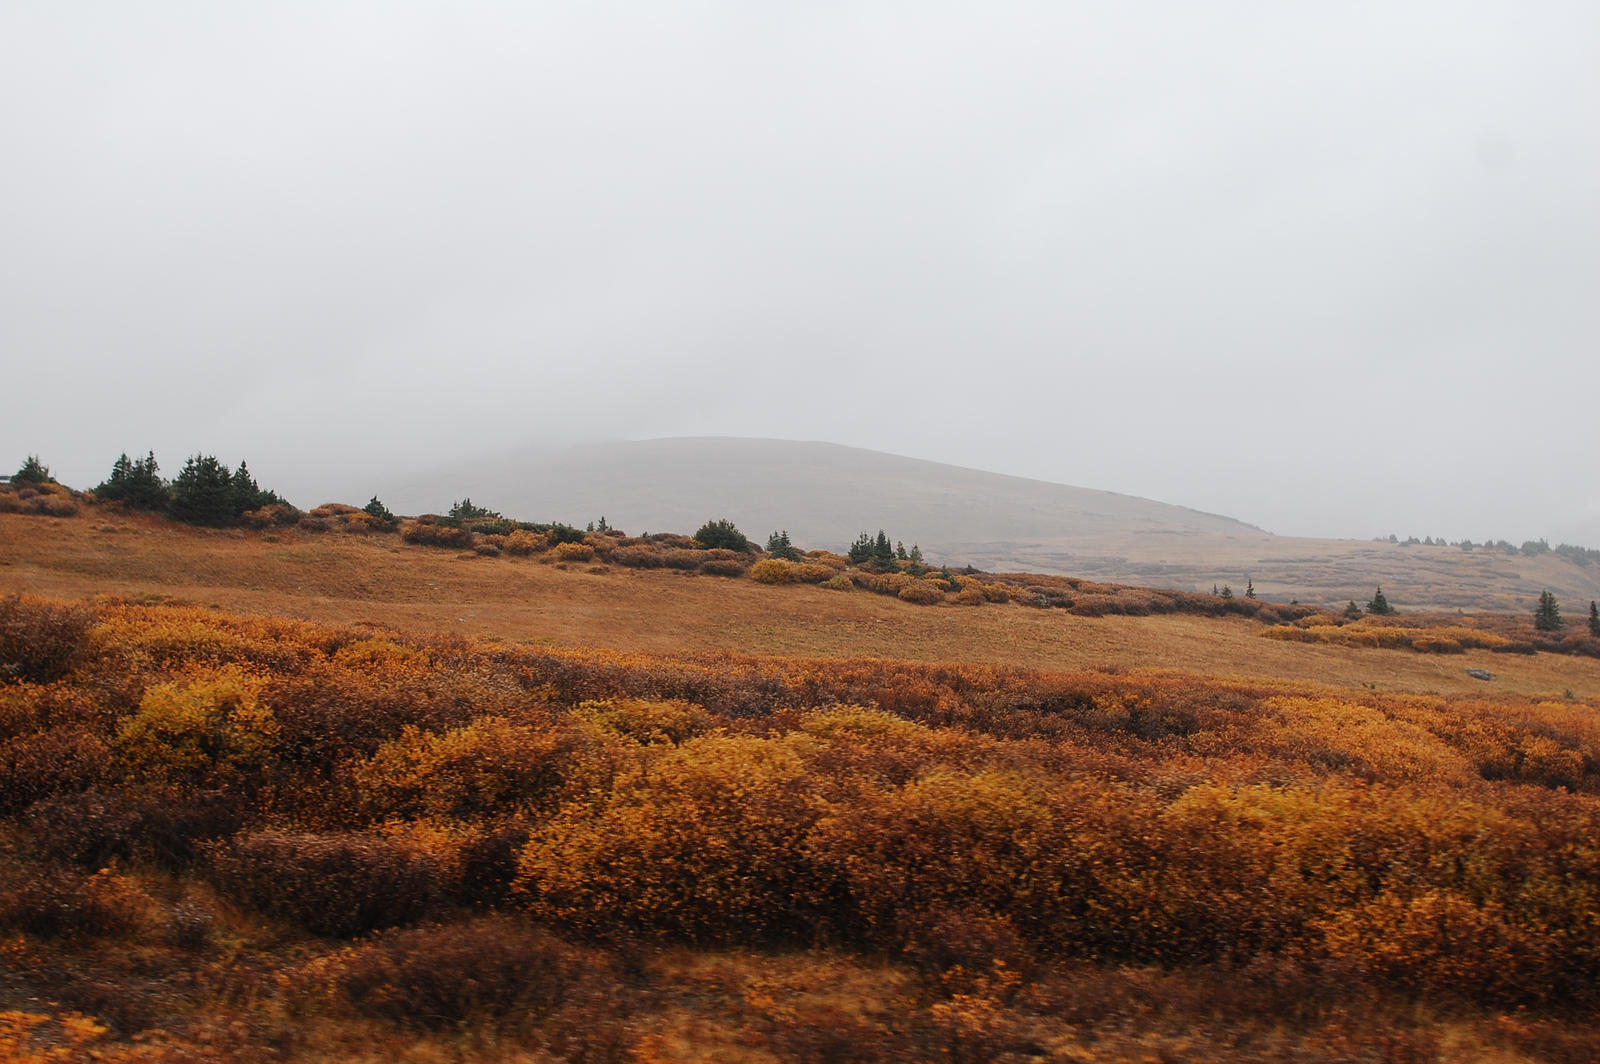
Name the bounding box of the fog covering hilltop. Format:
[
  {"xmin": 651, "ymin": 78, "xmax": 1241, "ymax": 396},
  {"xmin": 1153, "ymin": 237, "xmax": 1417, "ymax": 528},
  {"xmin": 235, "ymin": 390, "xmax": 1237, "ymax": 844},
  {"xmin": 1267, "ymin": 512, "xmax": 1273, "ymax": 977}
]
[
  {"xmin": 383, "ymin": 437, "xmax": 1600, "ymax": 612},
  {"xmin": 385, "ymin": 437, "xmax": 1265, "ymax": 555}
]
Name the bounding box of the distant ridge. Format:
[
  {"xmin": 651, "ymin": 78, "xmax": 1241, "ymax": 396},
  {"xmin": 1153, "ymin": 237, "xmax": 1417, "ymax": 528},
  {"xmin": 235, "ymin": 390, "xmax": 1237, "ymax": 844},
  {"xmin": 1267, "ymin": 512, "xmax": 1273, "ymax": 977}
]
[
  {"xmin": 386, "ymin": 436, "xmax": 1269, "ymax": 561},
  {"xmin": 382, "ymin": 436, "xmax": 1600, "ymax": 611}
]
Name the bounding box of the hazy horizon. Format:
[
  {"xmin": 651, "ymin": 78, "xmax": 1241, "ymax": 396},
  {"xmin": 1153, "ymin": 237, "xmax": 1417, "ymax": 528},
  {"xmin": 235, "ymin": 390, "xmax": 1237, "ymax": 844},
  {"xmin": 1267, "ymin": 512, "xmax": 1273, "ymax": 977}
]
[{"xmin": 5, "ymin": 4, "xmax": 1595, "ymax": 545}]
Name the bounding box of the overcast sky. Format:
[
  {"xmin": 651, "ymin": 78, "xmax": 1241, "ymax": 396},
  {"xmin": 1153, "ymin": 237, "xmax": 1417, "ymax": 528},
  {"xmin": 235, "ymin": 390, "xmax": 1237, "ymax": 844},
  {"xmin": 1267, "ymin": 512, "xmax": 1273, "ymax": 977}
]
[{"xmin": 4, "ymin": 2, "xmax": 1596, "ymax": 544}]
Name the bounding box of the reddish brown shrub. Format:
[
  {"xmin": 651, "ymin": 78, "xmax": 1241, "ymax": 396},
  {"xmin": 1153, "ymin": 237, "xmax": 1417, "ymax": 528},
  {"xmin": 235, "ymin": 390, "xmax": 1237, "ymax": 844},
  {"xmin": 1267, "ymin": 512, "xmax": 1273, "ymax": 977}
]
[
  {"xmin": 0, "ymin": 864, "xmax": 151, "ymax": 940},
  {"xmin": 608, "ymin": 545, "xmax": 663, "ymax": 568},
  {"xmin": 212, "ymin": 830, "xmax": 444, "ymax": 937},
  {"xmin": 26, "ymin": 788, "xmax": 240, "ymax": 870},
  {"xmin": 700, "ymin": 558, "xmax": 749, "ymax": 577},
  {"xmin": 307, "ymin": 917, "xmax": 594, "ymax": 1029},
  {"xmin": 0, "ymin": 594, "xmax": 95, "ymax": 684},
  {"xmin": 0, "ymin": 724, "xmax": 108, "ymax": 813},
  {"xmin": 401, "ymin": 520, "xmax": 474, "ymax": 549}
]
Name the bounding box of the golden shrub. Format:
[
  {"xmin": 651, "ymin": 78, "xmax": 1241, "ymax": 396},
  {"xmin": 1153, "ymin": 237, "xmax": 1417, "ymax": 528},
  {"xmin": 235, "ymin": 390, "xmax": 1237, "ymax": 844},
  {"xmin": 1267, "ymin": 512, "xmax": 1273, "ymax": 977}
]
[
  {"xmin": 353, "ymin": 716, "xmax": 605, "ymax": 820},
  {"xmin": 115, "ymin": 666, "xmax": 278, "ymax": 790},
  {"xmin": 750, "ymin": 559, "xmax": 795, "ymax": 585},
  {"xmin": 551, "ymin": 541, "xmax": 595, "ymax": 563}
]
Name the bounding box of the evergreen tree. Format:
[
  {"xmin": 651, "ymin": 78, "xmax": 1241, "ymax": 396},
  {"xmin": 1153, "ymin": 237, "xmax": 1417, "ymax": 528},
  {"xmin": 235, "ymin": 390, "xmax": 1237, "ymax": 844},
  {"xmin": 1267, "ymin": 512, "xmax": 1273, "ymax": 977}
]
[
  {"xmin": 230, "ymin": 461, "xmax": 269, "ymax": 517},
  {"xmin": 363, "ymin": 496, "xmax": 398, "ymax": 528},
  {"xmin": 169, "ymin": 454, "xmax": 236, "ymax": 527},
  {"xmin": 873, "ymin": 530, "xmax": 894, "ymax": 566},
  {"xmin": 1245, "ymin": 579, "xmax": 1256, "ymax": 599},
  {"xmin": 1220, "ymin": 585, "xmax": 1233, "ymax": 600},
  {"xmin": 1344, "ymin": 600, "xmax": 1363, "ymax": 619},
  {"xmin": 765, "ymin": 530, "xmax": 799, "ymax": 561},
  {"xmin": 1534, "ymin": 589, "xmax": 1563, "ymax": 632},
  {"xmin": 97, "ymin": 451, "xmax": 169, "ymax": 510},
  {"xmin": 895, "ymin": 541, "xmax": 908, "ymax": 561},
  {"xmin": 449, "ymin": 498, "xmax": 500, "ymax": 523},
  {"xmin": 13, "ymin": 455, "xmax": 53, "ymax": 485},
  {"xmin": 1589, "ymin": 600, "xmax": 1599, "ymax": 638},
  {"xmin": 847, "ymin": 532, "xmax": 875, "ymax": 565},
  {"xmin": 694, "ymin": 518, "xmax": 751, "ymax": 552},
  {"xmin": 1366, "ymin": 586, "xmax": 1396, "ymax": 616}
]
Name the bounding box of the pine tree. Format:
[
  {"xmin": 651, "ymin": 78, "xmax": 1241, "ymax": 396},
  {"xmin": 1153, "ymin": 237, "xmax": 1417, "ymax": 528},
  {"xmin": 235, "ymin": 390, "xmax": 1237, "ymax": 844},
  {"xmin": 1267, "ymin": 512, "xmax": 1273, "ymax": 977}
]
[
  {"xmin": 1220, "ymin": 585, "xmax": 1233, "ymax": 600},
  {"xmin": 168, "ymin": 455, "xmax": 236, "ymax": 526},
  {"xmin": 873, "ymin": 530, "xmax": 894, "ymax": 566},
  {"xmin": 847, "ymin": 532, "xmax": 875, "ymax": 565},
  {"xmin": 693, "ymin": 518, "xmax": 750, "ymax": 552},
  {"xmin": 1245, "ymin": 579, "xmax": 1256, "ymax": 599},
  {"xmin": 1534, "ymin": 589, "xmax": 1563, "ymax": 632},
  {"xmin": 13, "ymin": 455, "xmax": 53, "ymax": 485},
  {"xmin": 363, "ymin": 496, "xmax": 398, "ymax": 528},
  {"xmin": 1366, "ymin": 586, "xmax": 1395, "ymax": 616},
  {"xmin": 1344, "ymin": 600, "xmax": 1363, "ymax": 618},
  {"xmin": 765, "ymin": 530, "xmax": 799, "ymax": 561},
  {"xmin": 97, "ymin": 451, "xmax": 168, "ymax": 510},
  {"xmin": 1589, "ymin": 600, "xmax": 1599, "ymax": 638}
]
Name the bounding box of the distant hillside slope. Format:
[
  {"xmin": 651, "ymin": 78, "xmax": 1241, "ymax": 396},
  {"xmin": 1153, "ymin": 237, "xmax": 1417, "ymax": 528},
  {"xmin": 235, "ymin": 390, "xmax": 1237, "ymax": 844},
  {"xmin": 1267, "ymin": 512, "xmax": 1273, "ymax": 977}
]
[
  {"xmin": 382, "ymin": 437, "xmax": 1600, "ymax": 612},
  {"xmin": 387, "ymin": 436, "xmax": 1263, "ymax": 551}
]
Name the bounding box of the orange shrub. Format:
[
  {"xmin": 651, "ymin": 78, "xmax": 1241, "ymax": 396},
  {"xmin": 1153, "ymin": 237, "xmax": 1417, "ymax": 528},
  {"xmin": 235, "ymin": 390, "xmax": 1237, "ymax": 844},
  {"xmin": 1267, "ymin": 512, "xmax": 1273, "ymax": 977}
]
[
  {"xmin": 806, "ymin": 770, "xmax": 1159, "ymax": 952},
  {"xmin": 576, "ymin": 698, "xmax": 716, "ymax": 746},
  {"xmin": 898, "ymin": 581, "xmax": 946, "ymax": 606},
  {"xmin": 793, "ymin": 563, "xmax": 836, "ymax": 584},
  {"xmin": 504, "ymin": 528, "xmax": 550, "ymax": 555},
  {"xmin": 515, "ymin": 734, "xmax": 824, "ymax": 942}
]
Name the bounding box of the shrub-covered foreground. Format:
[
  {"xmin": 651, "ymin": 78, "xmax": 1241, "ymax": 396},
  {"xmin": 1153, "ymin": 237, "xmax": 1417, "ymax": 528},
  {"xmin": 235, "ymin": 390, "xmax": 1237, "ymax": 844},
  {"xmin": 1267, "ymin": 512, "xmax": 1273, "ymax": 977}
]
[{"xmin": 1, "ymin": 592, "xmax": 1598, "ymax": 1061}]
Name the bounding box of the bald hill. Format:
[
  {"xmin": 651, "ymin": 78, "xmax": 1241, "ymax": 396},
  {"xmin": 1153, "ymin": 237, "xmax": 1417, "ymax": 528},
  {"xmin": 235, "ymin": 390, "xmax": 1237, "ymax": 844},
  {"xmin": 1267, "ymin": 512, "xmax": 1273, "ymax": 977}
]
[{"xmin": 383, "ymin": 437, "xmax": 1600, "ymax": 613}]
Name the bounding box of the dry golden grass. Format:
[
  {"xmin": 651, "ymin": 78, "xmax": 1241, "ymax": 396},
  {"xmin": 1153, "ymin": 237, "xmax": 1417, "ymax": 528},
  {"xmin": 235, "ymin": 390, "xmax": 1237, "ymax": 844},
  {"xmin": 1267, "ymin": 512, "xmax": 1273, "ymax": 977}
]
[{"xmin": 2, "ymin": 511, "xmax": 1593, "ymax": 700}]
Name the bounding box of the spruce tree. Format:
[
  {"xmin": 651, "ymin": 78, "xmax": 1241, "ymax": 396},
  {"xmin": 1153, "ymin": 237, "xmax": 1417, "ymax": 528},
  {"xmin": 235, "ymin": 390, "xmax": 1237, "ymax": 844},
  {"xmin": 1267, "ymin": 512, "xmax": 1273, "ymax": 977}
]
[
  {"xmin": 363, "ymin": 496, "xmax": 398, "ymax": 528},
  {"xmin": 1589, "ymin": 600, "xmax": 1599, "ymax": 638},
  {"xmin": 1366, "ymin": 586, "xmax": 1395, "ymax": 616},
  {"xmin": 169, "ymin": 455, "xmax": 236, "ymax": 527},
  {"xmin": 13, "ymin": 455, "xmax": 53, "ymax": 485},
  {"xmin": 1534, "ymin": 590, "xmax": 1563, "ymax": 632},
  {"xmin": 97, "ymin": 451, "xmax": 168, "ymax": 510},
  {"xmin": 847, "ymin": 532, "xmax": 875, "ymax": 565},
  {"xmin": 1245, "ymin": 579, "xmax": 1256, "ymax": 599},
  {"xmin": 693, "ymin": 518, "xmax": 750, "ymax": 552},
  {"xmin": 765, "ymin": 530, "xmax": 799, "ymax": 561},
  {"xmin": 873, "ymin": 530, "xmax": 894, "ymax": 566},
  {"xmin": 1344, "ymin": 600, "xmax": 1363, "ymax": 618}
]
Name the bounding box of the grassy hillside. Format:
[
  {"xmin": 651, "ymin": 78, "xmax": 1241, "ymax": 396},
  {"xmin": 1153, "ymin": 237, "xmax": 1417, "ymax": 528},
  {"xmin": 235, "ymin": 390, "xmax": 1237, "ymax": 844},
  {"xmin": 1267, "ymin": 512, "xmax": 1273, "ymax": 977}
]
[
  {"xmin": 2, "ymin": 507, "xmax": 1597, "ymax": 699},
  {"xmin": 378, "ymin": 437, "xmax": 1600, "ymax": 612}
]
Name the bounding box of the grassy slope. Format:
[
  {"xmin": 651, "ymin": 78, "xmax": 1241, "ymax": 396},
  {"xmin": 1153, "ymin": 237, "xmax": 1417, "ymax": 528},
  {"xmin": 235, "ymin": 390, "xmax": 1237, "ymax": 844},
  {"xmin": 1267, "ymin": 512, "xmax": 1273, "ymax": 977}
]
[{"xmin": 2, "ymin": 511, "xmax": 1596, "ymax": 700}]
